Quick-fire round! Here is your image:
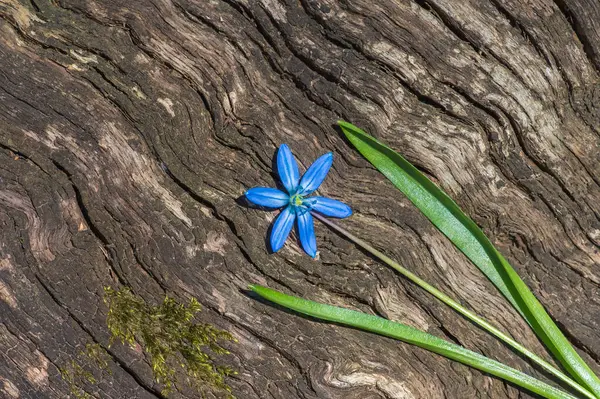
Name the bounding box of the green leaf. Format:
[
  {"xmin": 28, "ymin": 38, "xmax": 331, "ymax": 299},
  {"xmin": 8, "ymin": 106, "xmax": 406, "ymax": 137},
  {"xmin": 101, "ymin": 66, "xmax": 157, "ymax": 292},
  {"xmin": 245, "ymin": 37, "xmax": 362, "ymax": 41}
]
[
  {"xmin": 251, "ymin": 284, "xmax": 578, "ymax": 399},
  {"xmin": 338, "ymin": 120, "xmax": 600, "ymax": 398}
]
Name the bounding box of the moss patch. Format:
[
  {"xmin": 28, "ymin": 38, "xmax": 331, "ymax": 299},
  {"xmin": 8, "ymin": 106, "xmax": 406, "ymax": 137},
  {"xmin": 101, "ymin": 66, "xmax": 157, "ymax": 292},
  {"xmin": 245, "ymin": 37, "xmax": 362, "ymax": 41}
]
[
  {"xmin": 59, "ymin": 359, "xmax": 96, "ymax": 399},
  {"xmin": 59, "ymin": 343, "xmax": 112, "ymax": 398},
  {"xmin": 104, "ymin": 286, "xmax": 236, "ymax": 397}
]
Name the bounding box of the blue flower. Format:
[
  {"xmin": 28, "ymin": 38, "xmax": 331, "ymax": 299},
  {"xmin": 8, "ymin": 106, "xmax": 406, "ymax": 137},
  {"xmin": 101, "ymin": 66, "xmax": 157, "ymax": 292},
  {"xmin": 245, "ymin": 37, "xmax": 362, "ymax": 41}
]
[{"xmin": 245, "ymin": 144, "xmax": 352, "ymax": 258}]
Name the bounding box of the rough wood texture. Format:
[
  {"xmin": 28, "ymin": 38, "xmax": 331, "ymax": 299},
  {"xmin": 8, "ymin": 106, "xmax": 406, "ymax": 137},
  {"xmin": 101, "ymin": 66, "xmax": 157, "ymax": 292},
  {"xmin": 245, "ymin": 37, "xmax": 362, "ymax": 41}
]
[{"xmin": 1, "ymin": 0, "xmax": 599, "ymax": 398}]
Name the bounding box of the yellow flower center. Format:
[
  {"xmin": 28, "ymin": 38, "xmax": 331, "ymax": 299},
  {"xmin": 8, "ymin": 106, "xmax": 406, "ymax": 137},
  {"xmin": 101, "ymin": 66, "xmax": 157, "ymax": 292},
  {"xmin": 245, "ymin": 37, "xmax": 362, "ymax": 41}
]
[{"xmin": 290, "ymin": 194, "xmax": 304, "ymax": 207}]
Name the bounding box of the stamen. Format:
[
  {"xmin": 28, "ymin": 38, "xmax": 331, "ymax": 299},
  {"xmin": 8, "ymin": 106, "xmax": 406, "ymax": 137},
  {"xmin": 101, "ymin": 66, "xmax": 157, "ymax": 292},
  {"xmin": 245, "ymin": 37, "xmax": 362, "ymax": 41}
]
[{"xmin": 290, "ymin": 194, "xmax": 304, "ymax": 207}]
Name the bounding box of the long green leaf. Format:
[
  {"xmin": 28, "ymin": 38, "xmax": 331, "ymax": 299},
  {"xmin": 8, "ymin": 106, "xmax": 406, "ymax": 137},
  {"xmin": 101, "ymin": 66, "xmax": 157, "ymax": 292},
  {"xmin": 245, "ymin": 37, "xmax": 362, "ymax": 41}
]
[
  {"xmin": 251, "ymin": 284, "xmax": 577, "ymax": 399},
  {"xmin": 312, "ymin": 213, "xmax": 595, "ymax": 399},
  {"xmin": 338, "ymin": 120, "xmax": 600, "ymax": 397}
]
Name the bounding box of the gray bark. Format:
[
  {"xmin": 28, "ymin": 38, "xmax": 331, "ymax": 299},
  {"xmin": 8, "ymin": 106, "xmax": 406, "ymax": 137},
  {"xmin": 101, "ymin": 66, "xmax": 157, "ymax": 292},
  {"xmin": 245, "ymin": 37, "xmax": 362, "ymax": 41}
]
[{"xmin": 1, "ymin": 0, "xmax": 600, "ymax": 398}]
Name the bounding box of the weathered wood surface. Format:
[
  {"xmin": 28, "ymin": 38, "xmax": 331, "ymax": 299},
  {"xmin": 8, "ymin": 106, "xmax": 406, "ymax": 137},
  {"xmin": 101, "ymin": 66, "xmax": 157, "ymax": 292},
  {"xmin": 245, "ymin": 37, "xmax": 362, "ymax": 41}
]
[{"xmin": 1, "ymin": 0, "xmax": 600, "ymax": 398}]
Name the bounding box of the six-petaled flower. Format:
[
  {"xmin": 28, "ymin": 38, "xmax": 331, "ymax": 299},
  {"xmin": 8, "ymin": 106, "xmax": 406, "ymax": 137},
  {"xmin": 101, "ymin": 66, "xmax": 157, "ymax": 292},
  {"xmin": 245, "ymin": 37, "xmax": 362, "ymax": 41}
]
[{"xmin": 245, "ymin": 144, "xmax": 352, "ymax": 258}]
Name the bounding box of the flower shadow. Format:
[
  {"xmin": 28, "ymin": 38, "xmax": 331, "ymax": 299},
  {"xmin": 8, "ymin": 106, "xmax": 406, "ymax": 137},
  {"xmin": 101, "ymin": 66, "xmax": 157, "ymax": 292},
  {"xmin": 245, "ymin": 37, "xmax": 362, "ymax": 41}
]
[{"xmin": 236, "ymin": 195, "xmax": 278, "ymax": 254}]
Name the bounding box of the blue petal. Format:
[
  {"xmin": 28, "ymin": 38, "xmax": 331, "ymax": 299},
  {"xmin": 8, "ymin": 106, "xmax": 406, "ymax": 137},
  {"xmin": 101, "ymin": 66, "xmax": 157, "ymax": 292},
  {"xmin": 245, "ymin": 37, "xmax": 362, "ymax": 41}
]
[
  {"xmin": 306, "ymin": 196, "xmax": 352, "ymax": 218},
  {"xmin": 246, "ymin": 187, "xmax": 289, "ymax": 208},
  {"xmin": 277, "ymin": 144, "xmax": 300, "ymax": 194},
  {"xmin": 270, "ymin": 206, "xmax": 295, "ymax": 252},
  {"xmin": 297, "ymin": 210, "xmax": 317, "ymax": 258},
  {"xmin": 298, "ymin": 152, "xmax": 333, "ymax": 195}
]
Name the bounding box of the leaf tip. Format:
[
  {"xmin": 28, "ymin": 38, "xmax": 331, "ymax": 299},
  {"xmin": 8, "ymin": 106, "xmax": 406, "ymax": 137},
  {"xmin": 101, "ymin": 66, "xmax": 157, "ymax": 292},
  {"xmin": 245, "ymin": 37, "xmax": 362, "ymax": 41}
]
[{"xmin": 337, "ymin": 120, "xmax": 352, "ymax": 130}]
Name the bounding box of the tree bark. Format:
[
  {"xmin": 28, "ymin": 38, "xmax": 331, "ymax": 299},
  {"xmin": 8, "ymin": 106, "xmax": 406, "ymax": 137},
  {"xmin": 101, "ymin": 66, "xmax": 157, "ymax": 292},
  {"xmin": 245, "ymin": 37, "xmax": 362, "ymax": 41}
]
[{"xmin": 1, "ymin": 0, "xmax": 599, "ymax": 398}]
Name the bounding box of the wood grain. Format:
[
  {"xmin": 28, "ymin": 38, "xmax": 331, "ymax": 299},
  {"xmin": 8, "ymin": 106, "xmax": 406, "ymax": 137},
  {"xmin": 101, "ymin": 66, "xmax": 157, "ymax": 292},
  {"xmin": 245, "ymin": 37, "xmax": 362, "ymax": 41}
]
[{"xmin": 0, "ymin": 0, "xmax": 599, "ymax": 398}]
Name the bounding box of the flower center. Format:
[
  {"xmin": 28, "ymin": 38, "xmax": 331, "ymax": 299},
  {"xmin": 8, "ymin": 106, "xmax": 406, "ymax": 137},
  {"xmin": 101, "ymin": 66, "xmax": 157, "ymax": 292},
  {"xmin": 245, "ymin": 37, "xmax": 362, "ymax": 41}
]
[{"xmin": 290, "ymin": 194, "xmax": 304, "ymax": 207}]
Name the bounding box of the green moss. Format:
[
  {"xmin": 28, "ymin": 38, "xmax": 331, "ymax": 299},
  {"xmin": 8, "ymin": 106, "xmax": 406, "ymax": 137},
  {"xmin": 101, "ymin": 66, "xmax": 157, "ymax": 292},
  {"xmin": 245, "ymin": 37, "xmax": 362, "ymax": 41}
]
[
  {"xmin": 59, "ymin": 343, "xmax": 112, "ymax": 398},
  {"xmin": 59, "ymin": 359, "xmax": 96, "ymax": 399},
  {"xmin": 82, "ymin": 343, "xmax": 111, "ymax": 374},
  {"xmin": 103, "ymin": 286, "xmax": 236, "ymax": 397}
]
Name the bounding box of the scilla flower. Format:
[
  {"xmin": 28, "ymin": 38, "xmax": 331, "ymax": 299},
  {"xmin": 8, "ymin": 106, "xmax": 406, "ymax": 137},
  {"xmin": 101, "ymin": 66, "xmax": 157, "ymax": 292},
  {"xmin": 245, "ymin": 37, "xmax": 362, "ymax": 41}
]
[{"xmin": 245, "ymin": 144, "xmax": 352, "ymax": 257}]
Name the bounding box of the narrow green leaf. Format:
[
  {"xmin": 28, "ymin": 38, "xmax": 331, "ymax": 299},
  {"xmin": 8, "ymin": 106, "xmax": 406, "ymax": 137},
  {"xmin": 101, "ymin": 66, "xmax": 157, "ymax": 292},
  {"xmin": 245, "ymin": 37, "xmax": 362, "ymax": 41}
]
[
  {"xmin": 338, "ymin": 120, "xmax": 600, "ymax": 397},
  {"xmin": 251, "ymin": 284, "xmax": 578, "ymax": 399},
  {"xmin": 312, "ymin": 213, "xmax": 595, "ymax": 399}
]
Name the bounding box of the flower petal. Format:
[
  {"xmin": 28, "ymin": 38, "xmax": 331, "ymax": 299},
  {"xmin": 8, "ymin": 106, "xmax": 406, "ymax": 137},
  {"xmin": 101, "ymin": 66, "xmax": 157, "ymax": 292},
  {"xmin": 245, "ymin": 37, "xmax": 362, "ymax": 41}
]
[
  {"xmin": 277, "ymin": 144, "xmax": 300, "ymax": 194},
  {"xmin": 270, "ymin": 206, "xmax": 295, "ymax": 252},
  {"xmin": 306, "ymin": 196, "xmax": 352, "ymax": 218},
  {"xmin": 297, "ymin": 210, "xmax": 317, "ymax": 258},
  {"xmin": 298, "ymin": 152, "xmax": 333, "ymax": 195},
  {"xmin": 246, "ymin": 187, "xmax": 289, "ymax": 208}
]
